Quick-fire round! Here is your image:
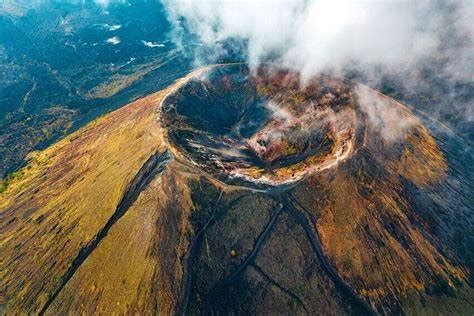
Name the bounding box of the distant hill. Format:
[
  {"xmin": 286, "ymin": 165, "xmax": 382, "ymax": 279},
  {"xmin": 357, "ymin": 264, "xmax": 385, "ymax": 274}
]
[{"xmin": 0, "ymin": 0, "xmax": 190, "ymax": 177}]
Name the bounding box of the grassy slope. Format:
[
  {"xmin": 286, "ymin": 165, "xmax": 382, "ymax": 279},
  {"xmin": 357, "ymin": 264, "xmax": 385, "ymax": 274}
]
[
  {"xmin": 0, "ymin": 87, "xmax": 168, "ymax": 312},
  {"xmin": 47, "ymin": 162, "xmax": 195, "ymax": 315}
]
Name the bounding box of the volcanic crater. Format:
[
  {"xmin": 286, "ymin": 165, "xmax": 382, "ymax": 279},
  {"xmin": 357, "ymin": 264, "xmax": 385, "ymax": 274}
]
[{"xmin": 161, "ymin": 64, "xmax": 361, "ymax": 188}]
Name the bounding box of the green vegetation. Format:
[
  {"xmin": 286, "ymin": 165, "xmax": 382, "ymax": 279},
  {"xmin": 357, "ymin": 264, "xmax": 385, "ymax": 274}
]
[{"xmin": 0, "ymin": 168, "xmax": 25, "ymax": 194}]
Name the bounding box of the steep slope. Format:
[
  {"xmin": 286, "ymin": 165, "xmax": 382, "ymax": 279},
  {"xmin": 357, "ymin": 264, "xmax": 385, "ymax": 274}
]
[
  {"xmin": 0, "ymin": 83, "xmax": 169, "ymax": 312},
  {"xmin": 0, "ymin": 64, "xmax": 472, "ymax": 315}
]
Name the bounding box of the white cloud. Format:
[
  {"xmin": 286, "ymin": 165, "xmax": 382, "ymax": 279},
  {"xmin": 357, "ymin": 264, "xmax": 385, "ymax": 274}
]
[
  {"xmin": 164, "ymin": 0, "xmax": 474, "ymax": 125},
  {"xmin": 106, "ymin": 36, "xmax": 120, "ymax": 45},
  {"xmin": 95, "ymin": 23, "xmax": 122, "ymax": 31},
  {"xmin": 141, "ymin": 40, "xmax": 166, "ymax": 48},
  {"xmin": 165, "ymin": 1, "xmax": 453, "ymax": 73},
  {"xmin": 94, "ymin": 0, "xmax": 127, "ymax": 8},
  {"xmin": 108, "ymin": 24, "xmax": 122, "ymax": 31},
  {"xmin": 95, "ymin": 0, "xmax": 110, "ymax": 7},
  {"xmin": 356, "ymin": 84, "xmax": 418, "ymax": 141},
  {"xmin": 163, "ymin": 1, "xmax": 472, "ymax": 74}
]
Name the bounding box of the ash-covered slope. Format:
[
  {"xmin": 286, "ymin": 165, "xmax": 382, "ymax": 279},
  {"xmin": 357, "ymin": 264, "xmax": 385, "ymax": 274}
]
[{"xmin": 0, "ymin": 64, "xmax": 472, "ymax": 315}]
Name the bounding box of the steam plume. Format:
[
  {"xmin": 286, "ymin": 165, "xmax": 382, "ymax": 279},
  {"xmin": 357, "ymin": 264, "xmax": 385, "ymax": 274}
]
[{"xmin": 163, "ymin": 0, "xmax": 473, "ymax": 139}]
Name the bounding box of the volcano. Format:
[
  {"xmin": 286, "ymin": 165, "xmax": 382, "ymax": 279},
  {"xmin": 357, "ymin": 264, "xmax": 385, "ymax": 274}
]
[{"xmin": 0, "ymin": 64, "xmax": 473, "ymax": 315}]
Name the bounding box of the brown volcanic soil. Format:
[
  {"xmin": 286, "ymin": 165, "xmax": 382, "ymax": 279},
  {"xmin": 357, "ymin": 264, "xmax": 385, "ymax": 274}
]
[{"xmin": 0, "ymin": 64, "xmax": 473, "ymax": 315}]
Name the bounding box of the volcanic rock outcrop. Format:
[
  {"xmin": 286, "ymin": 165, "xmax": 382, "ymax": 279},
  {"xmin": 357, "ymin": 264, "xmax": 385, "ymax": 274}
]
[{"xmin": 1, "ymin": 64, "xmax": 473, "ymax": 315}]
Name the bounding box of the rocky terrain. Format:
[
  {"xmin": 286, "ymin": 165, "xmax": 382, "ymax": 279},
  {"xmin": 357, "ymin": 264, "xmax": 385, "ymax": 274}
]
[{"xmin": 0, "ymin": 64, "xmax": 473, "ymax": 314}]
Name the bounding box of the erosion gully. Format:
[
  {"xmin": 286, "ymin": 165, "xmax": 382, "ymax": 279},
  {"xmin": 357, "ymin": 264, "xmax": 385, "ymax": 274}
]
[
  {"xmin": 177, "ymin": 190, "xmax": 224, "ymax": 316},
  {"xmin": 187, "ymin": 190, "xmax": 375, "ymax": 315},
  {"xmin": 39, "ymin": 150, "xmax": 171, "ymax": 315},
  {"xmin": 284, "ymin": 193, "xmax": 375, "ymax": 315}
]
